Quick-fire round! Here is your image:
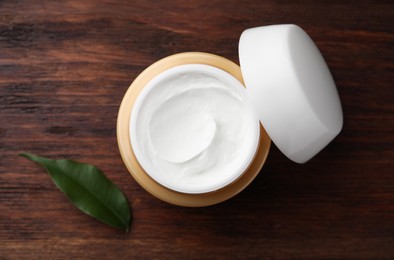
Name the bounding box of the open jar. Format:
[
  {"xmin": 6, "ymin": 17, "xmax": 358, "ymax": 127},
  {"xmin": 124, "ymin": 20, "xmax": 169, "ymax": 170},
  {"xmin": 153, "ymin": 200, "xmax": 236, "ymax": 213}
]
[{"xmin": 117, "ymin": 24, "xmax": 343, "ymax": 206}]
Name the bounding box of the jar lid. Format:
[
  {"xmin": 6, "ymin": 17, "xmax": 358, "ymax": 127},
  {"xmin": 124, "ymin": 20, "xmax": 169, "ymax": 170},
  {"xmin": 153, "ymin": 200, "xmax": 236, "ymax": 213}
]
[{"xmin": 239, "ymin": 24, "xmax": 343, "ymax": 163}]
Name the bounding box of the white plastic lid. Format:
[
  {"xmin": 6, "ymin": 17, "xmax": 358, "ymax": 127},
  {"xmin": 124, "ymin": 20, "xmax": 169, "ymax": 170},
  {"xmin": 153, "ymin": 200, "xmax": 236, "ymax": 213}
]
[{"xmin": 239, "ymin": 24, "xmax": 343, "ymax": 163}]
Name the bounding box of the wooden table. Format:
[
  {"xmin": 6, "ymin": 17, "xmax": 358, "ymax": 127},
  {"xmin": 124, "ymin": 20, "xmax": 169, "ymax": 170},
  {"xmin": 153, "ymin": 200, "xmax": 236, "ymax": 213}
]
[{"xmin": 1, "ymin": 1, "xmax": 393, "ymax": 259}]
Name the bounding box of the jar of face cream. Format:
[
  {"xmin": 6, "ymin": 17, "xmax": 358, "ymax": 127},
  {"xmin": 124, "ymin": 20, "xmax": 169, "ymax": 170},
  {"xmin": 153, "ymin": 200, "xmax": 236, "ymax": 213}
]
[{"xmin": 117, "ymin": 24, "xmax": 343, "ymax": 206}]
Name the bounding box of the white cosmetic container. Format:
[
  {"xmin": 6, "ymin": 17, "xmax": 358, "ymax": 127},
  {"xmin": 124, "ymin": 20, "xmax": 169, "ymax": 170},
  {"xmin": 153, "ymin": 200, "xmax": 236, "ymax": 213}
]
[{"xmin": 117, "ymin": 24, "xmax": 343, "ymax": 206}]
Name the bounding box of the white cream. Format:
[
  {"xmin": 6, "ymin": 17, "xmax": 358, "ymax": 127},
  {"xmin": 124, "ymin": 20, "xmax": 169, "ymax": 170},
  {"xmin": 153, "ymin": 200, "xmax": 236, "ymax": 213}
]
[{"xmin": 130, "ymin": 64, "xmax": 260, "ymax": 193}]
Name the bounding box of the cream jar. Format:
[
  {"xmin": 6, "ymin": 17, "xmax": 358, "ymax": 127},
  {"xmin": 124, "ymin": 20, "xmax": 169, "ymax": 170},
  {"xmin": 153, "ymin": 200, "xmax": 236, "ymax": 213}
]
[{"xmin": 117, "ymin": 24, "xmax": 343, "ymax": 206}]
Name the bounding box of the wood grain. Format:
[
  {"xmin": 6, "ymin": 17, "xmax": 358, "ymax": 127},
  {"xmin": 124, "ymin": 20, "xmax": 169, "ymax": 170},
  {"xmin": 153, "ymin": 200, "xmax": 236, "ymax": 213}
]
[{"xmin": 1, "ymin": 0, "xmax": 393, "ymax": 259}]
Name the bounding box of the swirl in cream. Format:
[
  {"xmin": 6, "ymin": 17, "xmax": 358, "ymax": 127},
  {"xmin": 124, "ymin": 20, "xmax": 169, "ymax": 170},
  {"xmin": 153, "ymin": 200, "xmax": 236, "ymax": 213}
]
[{"xmin": 130, "ymin": 65, "xmax": 260, "ymax": 193}]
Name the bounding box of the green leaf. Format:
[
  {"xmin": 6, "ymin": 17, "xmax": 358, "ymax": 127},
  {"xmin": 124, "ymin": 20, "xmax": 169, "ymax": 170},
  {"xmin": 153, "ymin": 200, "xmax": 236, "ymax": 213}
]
[{"xmin": 20, "ymin": 152, "xmax": 131, "ymax": 231}]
